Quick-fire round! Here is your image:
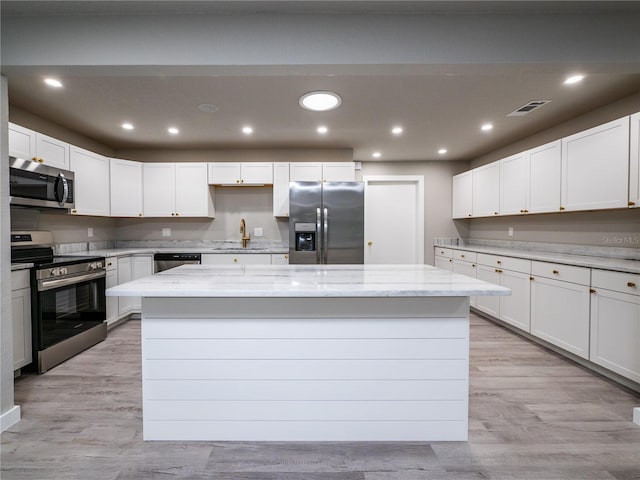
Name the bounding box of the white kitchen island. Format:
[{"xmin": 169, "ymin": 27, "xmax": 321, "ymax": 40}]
[{"xmin": 107, "ymin": 264, "xmax": 509, "ymax": 442}]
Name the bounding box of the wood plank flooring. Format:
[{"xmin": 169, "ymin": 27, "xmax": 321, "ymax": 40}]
[{"xmin": 2, "ymin": 313, "xmax": 639, "ymax": 479}]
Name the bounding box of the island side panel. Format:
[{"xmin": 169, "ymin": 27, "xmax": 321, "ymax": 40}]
[{"xmin": 141, "ymin": 297, "xmax": 470, "ymax": 441}]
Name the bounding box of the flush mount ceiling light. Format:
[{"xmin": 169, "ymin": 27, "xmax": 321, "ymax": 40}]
[
  {"xmin": 391, "ymin": 126, "xmax": 403, "ymax": 135},
  {"xmin": 197, "ymin": 103, "xmax": 219, "ymax": 113},
  {"xmin": 242, "ymin": 126, "xmax": 253, "ymax": 135},
  {"xmin": 299, "ymin": 91, "xmax": 342, "ymax": 112},
  {"xmin": 481, "ymin": 123, "xmax": 494, "ymax": 132},
  {"xmin": 438, "ymin": 148, "xmax": 448, "ymax": 155},
  {"xmin": 372, "ymin": 152, "xmax": 381, "ymax": 159},
  {"xmin": 121, "ymin": 123, "xmax": 134, "ymax": 131},
  {"xmin": 168, "ymin": 127, "xmax": 179, "ymax": 135},
  {"xmin": 317, "ymin": 126, "xmax": 328, "ymax": 134},
  {"xmin": 564, "ymin": 74, "xmax": 585, "ymax": 85},
  {"xmin": 44, "ymin": 78, "xmax": 63, "ymax": 88}
]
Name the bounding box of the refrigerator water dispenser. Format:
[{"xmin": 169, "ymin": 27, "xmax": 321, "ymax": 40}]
[{"xmin": 294, "ymin": 223, "xmax": 316, "ymax": 252}]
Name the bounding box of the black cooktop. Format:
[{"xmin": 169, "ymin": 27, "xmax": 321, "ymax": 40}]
[
  {"xmin": 11, "ymin": 246, "xmax": 104, "ymax": 269},
  {"xmin": 37, "ymin": 255, "xmax": 105, "ymax": 269}
]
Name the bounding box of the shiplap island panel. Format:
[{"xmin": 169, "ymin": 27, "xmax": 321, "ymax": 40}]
[{"xmin": 108, "ymin": 264, "xmax": 508, "ymax": 441}]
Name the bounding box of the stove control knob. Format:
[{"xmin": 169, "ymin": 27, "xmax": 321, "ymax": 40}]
[
  {"xmin": 50, "ymin": 268, "xmax": 59, "ymax": 276},
  {"xmin": 59, "ymin": 267, "xmax": 68, "ymax": 275},
  {"xmin": 89, "ymin": 262, "xmax": 96, "ymax": 270},
  {"xmin": 95, "ymin": 261, "xmax": 103, "ymax": 269}
]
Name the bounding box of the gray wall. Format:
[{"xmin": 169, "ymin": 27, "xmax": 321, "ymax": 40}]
[
  {"xmin": 359, "ymin": 160, "xmax": 470, "ymax": 265},
  {"xmin": 466, "ymin": 91, "xmax": 640, "ymax": 249}
]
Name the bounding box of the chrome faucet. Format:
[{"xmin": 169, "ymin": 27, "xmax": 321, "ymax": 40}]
[{"xmin": 240, "ymin": 218, "xmax": 250, "ymax": 248}]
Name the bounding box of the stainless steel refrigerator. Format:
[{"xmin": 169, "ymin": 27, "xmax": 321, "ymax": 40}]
[{"xmin": 289, "ymin": 181, "xmax": 364, "ymax": 264}]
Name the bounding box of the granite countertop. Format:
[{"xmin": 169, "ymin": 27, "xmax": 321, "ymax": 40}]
[
  {"xmin": 11, "ymin": 263, "xmax": 33, "ymax": 272},
  {"xmin": 66, "ymin": 246, "xmax": 289, "ymax": 258},
  {"xmin": 107, "ymin": 264, "xmax": 511, "ymax": 298},
  {"xmin": 436, "ymin": 244, "xmax": 640, "ymax": 275}
]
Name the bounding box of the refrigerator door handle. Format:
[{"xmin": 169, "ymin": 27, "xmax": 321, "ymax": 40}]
[
  {"xmin": 323, "ymin": 207, "xmax": 329, "ymax": 264},
  {"xmin": 316, "ymin": 207, "xmax": 322, "ymax": 264}
]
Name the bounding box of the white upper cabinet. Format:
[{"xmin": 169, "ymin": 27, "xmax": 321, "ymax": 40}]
[
  {"xmin": 472, "ymin": 162, "xmax": 500, "ymax": 217},
  {"xmin": 322, "ymin": 162, "xmax": 355, "ymax": 182},
  {"xmin": 144, "ymin": 163, "xmax": 213, "ymax": 218},
  {"xmin": 175, "ymin": 162, "xmax": 214, "ymax": 217},
  {"xmin": 499, "ymin": 152, "xmax": 528, "ymax": 215},
  {"xmin": 452, "ymin": 171, "xmax": 473, "ymax": 219},
  {"xmin": 69, "ymin": 145, "xmax": 110, "ymax": 216},
  {"xmin": 629, "ymin": 112, "xmax": 640, "ymax": 208},
  {"xmin": 208, "ymin": 162, "xmax": 273, "ymax": 185},
  {"xmin": 290, "ymin": 162, "xmax": 323, "ymax": 182},
  {"xmin": 561, "ymin": 116, "xmax": 630, "ymax": 212},
  {"xmin": 273, "ymin": 162, "xmax": 290, "ymax": 217},
  {"xmin": 9, "ymin": 123, "xmax": 70, "ymax": 170},
  {"xmin": 110, "ymin": 158, "xmax": 143, "ymax": 217},
  {"xmin": 527, "ymin": 140, "xmax": 562, "ymax": 214}
]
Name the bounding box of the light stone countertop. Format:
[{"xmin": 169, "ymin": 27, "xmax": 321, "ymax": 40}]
[
  {"xmin": 65, "ymin": 246, "xmax": 289, "ymax": 258},
  {"xmin": 11, "ymin": 263, "xmax": 33, "ymax": 272},
  {"xmin": 436, "ymin": 244, "xmax": 640, "ymax": 274},
  {"xmin": 107, "ymin": 264, "xmax": 511, "ymax": 298}
]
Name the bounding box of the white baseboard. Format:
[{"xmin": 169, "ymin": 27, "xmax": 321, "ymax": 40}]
[
  {"xmin": 634, "ymin": 407, "xmax": 640, "ymax": 426},
  {"xmin": 0, "ymin": 405, "xmax": 21, "ymax": 432}
]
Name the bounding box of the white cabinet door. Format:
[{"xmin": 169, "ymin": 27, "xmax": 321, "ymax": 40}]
[
  {"xmin": 202, "ymin": 254, "xmax": 272, "ymax": 265},
  {"xmin": 35, "ymin": 133, "xmax": 70, "ymax": 170},
  {"xmin": 499, "ymin": 269, "xmax": 531, "ymax": 332},
  {"xmin": 175, "ymin": 163, "xmax": 213, "ymax": 217},
  {"xmin": 472, "ymin": 162, "xmax": 500, "ymax": 217},
  {"xmin": 475, "ymin": 264, "xmax": 500, "ymax": 318},
  {"xmin": 590, "ymin": 288, "xmax": 640, "ymax": 383},
  {"xmin": 105, "ymin": 266, "xmax": 119, "ymax": 326},
  {"xmin": 561, "ymin": 116, "xmax": 630, "ymax": 211},
  {"xmin": 530, "ymin": 275, "xmax": 590, "ymax": 359},
  {"xmin": 241, "ymin": 162, "xmax": 273, "ymax": 184},
  {"xmin": 110, "ymin": 158, "xmax": 143, "ymax": 217},
  {"xmin": 271, "ymin": 253, "xmax": 289, "ymax": 265},
  {"xmin": 434, "ymin": 256, "xmax": 453, "ymax": 270},
  {"xmin": 452, "ymin": 171, "xmax": 473, "ymax": 219},
  {"xmin": 8, "ymin": 123, "xmax": 36, "ymax": 160},
  {"xmin": 11, "ymin": 270, "xmax": 32, "ymax": 370},
  {"xmin": 69, "ymin": 145, "xmax": 110, "ymax": 216},
  {"xmin": 143, "ymin": 163, "xmax": 176, "ymax": 217},
  {"xmin": 208, "ymin": 163, "xmax": 241, "ymax": 184},
  {"xmin": 323, "ymin": 162, "xmax": 355, "ymax": 182},
  {"xmin": 273, "ymin": 162, "xmax": 290, "ymax": 217},
  {"xmin": 453, "ymin": 259, "xmax": 477, "ymax": 307},
  {"xmin": 290, "ymin": 162, "xmax": 323, "ymax": 182},
  {"xmin": 117, "ymin": 256, "xmax": 133, "ymax": 317},
  {"xmin": 131, "ymin": 255, "xmax": 153, "ymax": 312},
  {"xmin": 630, "ymin": 112, "xmax": 640, "ymax": 209},
  {"xmin": 499, "ymin": 152, "xmax": 528, "ymax": 215},
  {"xmin": 527, "ymin": 140, "xmax": 562, "ymax": 214}
]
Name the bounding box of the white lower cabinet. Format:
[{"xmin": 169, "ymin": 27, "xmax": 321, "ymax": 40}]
[
  {"xmin": 131, "ymin": 255, "xmax": 153, "ymax": 312},
  {"xmin": 105, "ymin": 260, "xmax": 119, "ymax": 326},
  {"xmin": 498, "ymin": 269, "xmax": 531, "ymax": 332},
  {"xmin": 452, "ymin": 259, "xmax": 477, "ymax": 307},
  {"xmin": 530, "ymin": 272, "xmax": 591, "ymax": 359},
  {"xmin": 11, "ymin": 270, "xmax": 32, "ymax": 370},
  {"xmin": 201, "ymin": 254, "xmax": 272, "ymax": 265},
  {"xmin": 590, "ymin": 270, "xmax": 640, "ymax": 383},
  {"xmin": 271, "ymin": 254, "xmax": 289, "ymax": 265},
  {"xmin": 117, "ymin": 256, "xmax": 134, "ymax": 317},
  {"xmin": 434, "ymin": 247, "xmax": 453, "ymax": 270},
  {"xmin": 476, "ymin": 264, "xmax": 501, "ymax": 318}
]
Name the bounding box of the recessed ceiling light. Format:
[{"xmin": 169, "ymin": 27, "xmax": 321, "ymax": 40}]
[
  {"xmin": 44, "ymin": 78, "xmax": 63, "ymax": 88},
  {"xmin": 121, "ymin": 123, "xmax": 134, "ymax": 131},
  {"xmin": 197, "ymin": 103, "xmax": 218, "ymax": 113},
  {"xmin": 564, "ymin": 74, "xmax": 585, "ymax": 85},
  {"xmin": 438, "ymin": 148, "xmax": 448, "ymax": 155},
  {"xmin": 168, "ymin": 127, "xmax": 179, "ymax": 135},
  {"xmin": 391, "ymin": 126, "xmax": 403, "ymax": 135},
  {"xmin": 242, "ymin": 126, "xmax": 253, "ymax": 135},
  {"xmin": 481, "ymin": 123, "xmax": 493, "ymax": 132},
  {"xmin": 317, "ymin": 126, "xmax": 328, "ymax": 134},
  {"xmin": 372, "ymin": 152, "xmax": 381, "ymax": 159},
  {"xmin": 299, "ymin": 91, "xmax": 342, "ymax": 112}
]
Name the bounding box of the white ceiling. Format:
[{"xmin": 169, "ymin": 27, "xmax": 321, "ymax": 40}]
[{"xmin": 3, "ymin": 1, "xmax": 640, "ymax": 162}]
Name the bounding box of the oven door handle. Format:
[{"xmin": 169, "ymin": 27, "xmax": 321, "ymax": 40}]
[{"xmin": 38, "ymin": 270, "xmax": 106, "ymax": 292}]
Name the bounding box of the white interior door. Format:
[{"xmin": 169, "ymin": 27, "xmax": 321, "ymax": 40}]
[{"xmin": 363, "ymin": 176, "xmax": 424, "ymax": 264}]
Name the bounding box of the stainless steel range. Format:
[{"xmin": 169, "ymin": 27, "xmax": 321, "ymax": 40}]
[{"xmin": 11, "ymin": 231, "xmax": 107, "ymax": 373}]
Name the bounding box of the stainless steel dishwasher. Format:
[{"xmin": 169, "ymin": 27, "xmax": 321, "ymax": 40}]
[{"xmin": 153, "ymin": 253, "xmax": 201, "ymax": 273}]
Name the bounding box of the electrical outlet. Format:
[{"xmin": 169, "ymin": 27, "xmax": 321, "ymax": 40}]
[
  {"xmin": 87, "ymin": 227, "xmax": 94, "ymax": 238},
  {"xmin": 254, "ymin": 227, "xmax": 263, "ymax": 237},
  {"xmin": 508, "ymin": 227, "xmax": 514, "ymax": 237},
  {"xmin": 162, "ymin": 228, "xmax": 171, "ymax": 237}
]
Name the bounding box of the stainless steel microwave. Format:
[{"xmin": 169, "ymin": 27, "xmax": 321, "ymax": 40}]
[{"xmin": 9, "ymin": 156, "xmax": 75, "ymax": 210}]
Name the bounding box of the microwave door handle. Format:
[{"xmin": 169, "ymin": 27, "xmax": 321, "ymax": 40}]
[
  {"xmin": 323, "ymin": 207, "xmax": 328, "ymax": 264},
  {"xmin": 60, "ymin": 173, "xmax": 69, "ymax": 204},
  {"xmin": 316, "ymin": 207, "xmax": 322, "ymax": 264}
]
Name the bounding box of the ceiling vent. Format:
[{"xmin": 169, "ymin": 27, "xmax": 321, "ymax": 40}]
[{"xmin": 507, "ymin": 100, "xmax": 551, "ymax": 117}]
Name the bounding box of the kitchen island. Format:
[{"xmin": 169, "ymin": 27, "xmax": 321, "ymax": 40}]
[{"xmin": 107, "ymin": 264, "xmax": 509, "ymax": 441}]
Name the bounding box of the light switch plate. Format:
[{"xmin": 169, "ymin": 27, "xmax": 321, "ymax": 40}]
[
  {"xmin": 254, "ymin": 227, "xmax": 263, "ymax": 237},
  {"xmin": 162, "ymin": 228, "xmax": 171, "ymax": 237},
  {"xmin": 508, "ymin": 227, "xmax": 514, "ymax": 237},
  {"xmin": 87, "ymin": 227, "xmax": 94, "ymax": 238}
]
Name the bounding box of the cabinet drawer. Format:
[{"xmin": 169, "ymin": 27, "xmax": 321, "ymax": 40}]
[
  {"xmin": 105, "ymin": 258, "xmax": 118, "ymax": 271},
  {"xmin": 435, "ymin": 247, "xmax": 453, "ymax": 258},
  {"xmin": 592, "ymin": 269, "xmax": 640, "ymax": 295},
  {"xmin": 453, "ymin": 250, "xmax": 476, "ymax": 262},
  {"xmin": 531, "ymin": 261, "xmax": 590, "ymax": 285},
  {"xmin": 477, "ymin": 253, "xmax": 530, "ymax": 274},
  {"xmin": 11, "ymin": 270, "xmax": 30, "ymax": 290}
]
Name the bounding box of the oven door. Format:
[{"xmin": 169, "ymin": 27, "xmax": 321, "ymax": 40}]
[{"xmin": 35, "ymin": 272, "xmax": 106, "ymax": 350}]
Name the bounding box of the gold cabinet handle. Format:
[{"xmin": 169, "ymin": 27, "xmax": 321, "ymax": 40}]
[
  {"xmin": 236, "ymin": 179, "xmax": 240, "ymax": 183},
  {"xmin": 628, "ymin": 282, "xmax": 637, "ymax": 288},
  {"xmin": 629, "ymin": 201, "xmax": 636, "ymax": 206},
  {"xmin": 284, "ymin": 255, "xmax": 288, "ymax": 259},
  {"xmin": 448, "ymin": 259, "xmax": 452, "ymax": 262},
  {"xmin": 494, "ymin": 211, "xmax": 499, "ymax": 215},
  {"xmin": 461, "ymin": 254, "xmax": 465, "ymax": 258},
  {"xmin": 233, "ymin": 258, "xmax": 238, "ymax": 263},
  {"xmin": 590, "ymin": 289, "xmax": 596, "ymax": 294},
  {"xmin": 559, "ymin": 206, "xmax": 565, "ymax": 211},
  {"xmin": 495, "ymin": 269, "xmax": 503, "ymax": 273},
  {"xmin": 241, "ymin": 179, "xmax": 244, "ymax": 183},
  {"xmin": 524, "ymin": 209, "xmax": 529, "ymax": 213},
  {"xmin": 107, "ymin": 262, "xmax": 112, "ymax": 267},
  {"xmin": 552, "ymin": 270, "xmax": 559, "ymax": 275},
  {"xmin": 472, "ymin": 264, "xmax": 476, "ymax": 267},
  {"xmin": 468, "ymin": 213, "xmax": 472, "ymax": 217},
  {"xmin": 71, "ymin": 209, "xmax": 77, "ymax": 214},
  {"xmin": 175, "ymin": 213, "xmax": 179, "ymax": 216},
  {"xmin": 496, "ymin": 260, "xmax": 502, "ymax": 264},
  {"xmin": 530, "ymin": 276, "xmax": 534, "ymax": 281},
  {"xmin": 171, "ymin": 213, "xmax": 175, "ymax": 216},
  {"xmin": 368, "ymin": 241, "xmax": 373, "ymax": 246},
  {"xmin": 138, "ymin": 213, "xmax": 142, "ymax": 217}
]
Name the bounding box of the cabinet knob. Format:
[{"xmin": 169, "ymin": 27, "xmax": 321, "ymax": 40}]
[
  {"xmin": 32, "ymin": 156, "xmax": 38, "ymax": 162},
  {"xmin": 461, "ymin": 254, "xmax": 465, "ymax": 258},
  {"xmin": 590, "ymin": 289, "xmax": 596, "ymax": 294},
  {"xmin": 138, "ymin": 213, "xmax": 142, "ymax": 217},
  {"xmin": 496, "ymin": 260, "xmax": 501, "ymax": 264},
  {"xmin": 468, "ymin": 214, "xmax": 472, "ymax": 217},
  {"xmin": 171, "ymin": 213, "xmax": 175, "ymax": 216},
  {"xmin": 472, "ymin": 264, "xmax": 476, "ymax": 267},
  {"xmin": 236, "ymin": 179, "xmax": 240, "ymax": 183},
  {"xmin": 495, "ymin": 269, "xmax": 503, "ymax": 273},
  {"xmin": 494, "ymin": 211, "xmax": 499, "ymax": 215},
  {"xmin": 552, "ymin": 270, "xmax": 559, "ymax": 275},
  {"xmin": 629, "ymin": 201, "xmax": 636, "ymax": 206},
  {"xmin": 524, "ymin": 209, "xmax": 529, "ymax": 213},
  {"xmin": 448, "ymin": 259, "xmax": 452, "ymax": 262},
  {"xmin": 107, "ymin": 262, "xmax": 112, "ymax": 267},
  {"xmin": 559, "ymin": 206, "xmax": 565, "ymax": 211},
  {"xmin": 175, "ymin": 213, "xmax": 179, "ymax": 216},
  {"xmin": 628, "ymin": 282, "xmax": 637, "ymax": 288},
  {"xmin": 233, "ymin": 258, "xmax": 238, "ymax": 263},
  {"xmin": 520, "ymin": 209, "xmax": 525, "ymax": 213},
  {"xmin": 71, "ymin": 209, "xmax": 77, "ymax": 214},
  {"xmin": 530, "ymin": 276, "xmax": 534, "ymax": 281},
  {"xmin": 241, "ymin": 179, "xmax": 244, "ymax": 183},
  {"xmin": 284, "ymin": 255, "xmax": 288, "ymax": 259},
  {"xmin": 368, "ymin": 241, "xmax": 373, "ymax": 246}
]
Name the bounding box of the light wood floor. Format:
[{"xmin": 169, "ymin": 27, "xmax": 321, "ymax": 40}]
[{"xmin": 2, "ymin": 313, "xmax": 639, "ymax": 480}]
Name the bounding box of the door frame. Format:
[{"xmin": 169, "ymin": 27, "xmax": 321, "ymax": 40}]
[{"xmin": 363, "ymin": 175, "xmax": 425, "ymax": 264}]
